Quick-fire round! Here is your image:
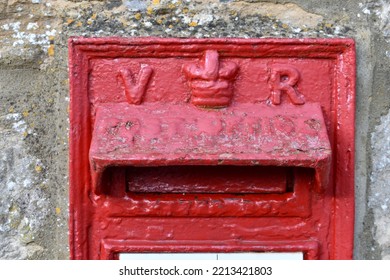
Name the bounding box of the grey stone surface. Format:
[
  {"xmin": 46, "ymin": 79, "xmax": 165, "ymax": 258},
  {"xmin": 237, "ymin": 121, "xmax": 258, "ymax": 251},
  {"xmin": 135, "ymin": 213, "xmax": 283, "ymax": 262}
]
[
  {"xmin": 0, "ymin": 0, "xmax": 388, "ymax": 259},
  {"xmin": 0, "ymin": 112, "xmax": 48, "ymax": 259},
  {"xmin": 370, "ymin": 109, "xmax": 390, "ymax": 259}
]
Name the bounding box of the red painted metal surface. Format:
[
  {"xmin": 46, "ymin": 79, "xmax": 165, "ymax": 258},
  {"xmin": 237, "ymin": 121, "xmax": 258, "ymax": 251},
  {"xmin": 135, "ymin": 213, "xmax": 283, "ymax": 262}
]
[{"xmin": 69, "ymin": 37, "xmax": 355, "ymax": 260}]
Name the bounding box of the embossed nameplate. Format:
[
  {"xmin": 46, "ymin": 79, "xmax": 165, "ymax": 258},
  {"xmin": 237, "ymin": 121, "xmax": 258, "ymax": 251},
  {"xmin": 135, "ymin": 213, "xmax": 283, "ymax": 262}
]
[
  {"xmin": 91, "ymin": 103, "xmax": 328, "ymax": 156},
  {"xmin": 91, "ymin": 103, "xmax": 329, "ymax": 161}
]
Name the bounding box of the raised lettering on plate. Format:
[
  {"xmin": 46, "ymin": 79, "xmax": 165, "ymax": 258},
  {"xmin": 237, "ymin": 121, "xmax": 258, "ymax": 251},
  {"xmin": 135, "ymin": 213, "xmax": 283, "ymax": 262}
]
[
  {"xmin": 119, "ymin": 64, "xmax": 153, "ymax": 105},
  {"xmin": 268, "ymin": 65, "xmax": 305, "ymax": 105}
]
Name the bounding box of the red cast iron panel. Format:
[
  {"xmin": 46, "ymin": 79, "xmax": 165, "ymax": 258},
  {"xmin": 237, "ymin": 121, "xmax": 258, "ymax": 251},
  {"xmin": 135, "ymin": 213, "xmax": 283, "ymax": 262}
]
[{"xmin": 69, "ymin": 37, "xmax": 355, "ymax": 260}]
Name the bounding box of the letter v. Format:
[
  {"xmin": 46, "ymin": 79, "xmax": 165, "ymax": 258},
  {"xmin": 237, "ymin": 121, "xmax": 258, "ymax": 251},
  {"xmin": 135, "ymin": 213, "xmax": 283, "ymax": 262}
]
[{"xmin": 119, "ymin": 64, "xmax": 153, "ymax": 105}]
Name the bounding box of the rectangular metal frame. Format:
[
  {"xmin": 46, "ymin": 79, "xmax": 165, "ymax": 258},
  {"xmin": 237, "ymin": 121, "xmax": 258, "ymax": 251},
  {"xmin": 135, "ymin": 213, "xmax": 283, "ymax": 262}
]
[{"xmin": 69, "ymin": 37, "xmax": 355, "ymax": 260}]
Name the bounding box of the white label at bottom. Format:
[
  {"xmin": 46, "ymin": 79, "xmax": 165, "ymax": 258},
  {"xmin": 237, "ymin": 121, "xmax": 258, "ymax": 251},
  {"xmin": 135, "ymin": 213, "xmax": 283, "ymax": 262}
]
[{"xmin": 119, "ymin": 252, "xmax": 303, "ymax": 260}]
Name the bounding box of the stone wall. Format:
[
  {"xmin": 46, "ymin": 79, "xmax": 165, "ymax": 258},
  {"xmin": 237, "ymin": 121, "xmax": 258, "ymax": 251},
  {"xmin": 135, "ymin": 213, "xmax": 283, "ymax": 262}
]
[{"xmin": 0, "ymin": 0, "xmax": 388, "ymax": 259}]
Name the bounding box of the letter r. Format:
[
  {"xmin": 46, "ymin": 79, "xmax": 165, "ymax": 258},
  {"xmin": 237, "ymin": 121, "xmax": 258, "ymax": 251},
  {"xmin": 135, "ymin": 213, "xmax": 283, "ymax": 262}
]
[{"xmin": 269, "ymin": 65, "xmax": 305, "ymax": 105}]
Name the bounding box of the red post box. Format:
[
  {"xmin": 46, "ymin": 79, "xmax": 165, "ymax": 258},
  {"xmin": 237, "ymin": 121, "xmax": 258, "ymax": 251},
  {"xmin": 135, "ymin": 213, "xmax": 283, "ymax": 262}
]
[{"xmin": 69, "ymin": 38, "xmax": 355, "ymax": 260}]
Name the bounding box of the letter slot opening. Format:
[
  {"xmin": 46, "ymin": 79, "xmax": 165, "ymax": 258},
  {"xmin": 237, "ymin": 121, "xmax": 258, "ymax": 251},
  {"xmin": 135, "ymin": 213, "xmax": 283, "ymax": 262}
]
[
  {"xmin": 92, "ymin": 165, "xmax": 309, "ymax": 197},
  {"xmin": 125, "ymin": 165, "xmax": 293, "ymax": 194}
]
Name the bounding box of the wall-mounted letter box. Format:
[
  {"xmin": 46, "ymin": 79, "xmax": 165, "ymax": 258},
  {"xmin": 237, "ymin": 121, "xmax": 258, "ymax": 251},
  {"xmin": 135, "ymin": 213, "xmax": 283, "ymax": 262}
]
[{"xmin": 69, "ymin": 38, "xmax": 355, "ymax": 259}]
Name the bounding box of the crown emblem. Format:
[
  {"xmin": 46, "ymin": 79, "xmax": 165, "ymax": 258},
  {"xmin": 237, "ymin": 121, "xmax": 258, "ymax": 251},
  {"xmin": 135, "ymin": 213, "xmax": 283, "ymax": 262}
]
[{"xmin": 183, "ymin": 50, "xmax": 238, "ymax": 108}]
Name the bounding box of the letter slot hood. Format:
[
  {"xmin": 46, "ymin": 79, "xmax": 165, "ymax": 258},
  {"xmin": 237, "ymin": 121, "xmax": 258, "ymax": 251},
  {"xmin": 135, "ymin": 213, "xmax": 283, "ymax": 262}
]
[{"xmin": 90, "ymin": 102, "xmax": 331, "ymax": 194}]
